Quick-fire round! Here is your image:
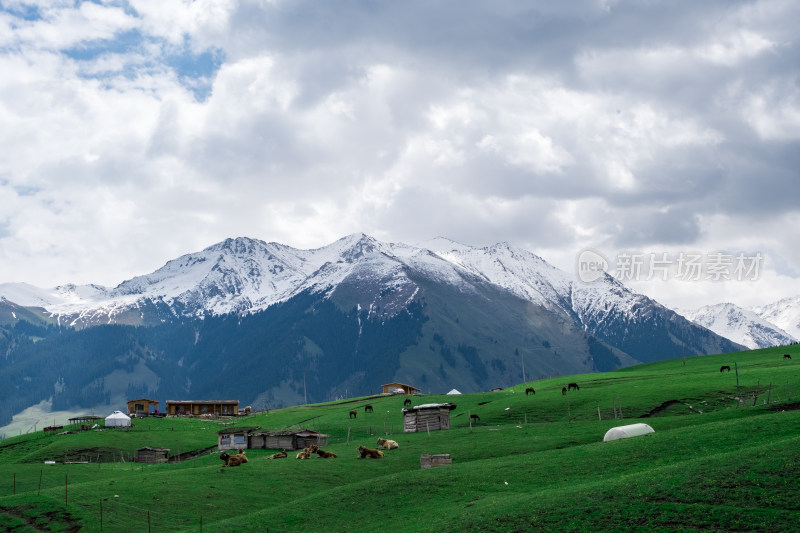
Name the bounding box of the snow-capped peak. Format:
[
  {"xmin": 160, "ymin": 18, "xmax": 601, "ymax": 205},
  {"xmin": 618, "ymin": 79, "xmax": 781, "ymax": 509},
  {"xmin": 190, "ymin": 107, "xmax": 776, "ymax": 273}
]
[{"xmin": 677, "ymin": 302, "xmax": 796, "ymax": 349}]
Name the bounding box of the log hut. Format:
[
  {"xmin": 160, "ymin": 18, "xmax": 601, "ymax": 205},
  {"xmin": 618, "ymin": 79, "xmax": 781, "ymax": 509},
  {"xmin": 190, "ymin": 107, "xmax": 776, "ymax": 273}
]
[
  {"xmin": 402, "ymin": 403, "xmax": 457, "ymax": 433},
  {"xmin": 135, "ymin": 447, "xmax": 170, "ymax": 463}
]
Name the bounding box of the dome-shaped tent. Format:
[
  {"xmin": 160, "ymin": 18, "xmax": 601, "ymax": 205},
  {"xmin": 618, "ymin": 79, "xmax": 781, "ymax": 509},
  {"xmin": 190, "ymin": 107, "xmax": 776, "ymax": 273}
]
[
  {"xmin": 603, "ymin": 423, "xmax": 654, "ymax": 442},
  {"xmin": 105, "ymin": 410, "xmax": 131, "ymax": 428}
]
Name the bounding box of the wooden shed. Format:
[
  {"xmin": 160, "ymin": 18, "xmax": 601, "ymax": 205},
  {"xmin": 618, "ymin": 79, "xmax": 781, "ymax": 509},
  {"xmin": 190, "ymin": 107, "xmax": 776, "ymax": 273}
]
[
  {"xmin": 402, "ymin": 403, "xmax": 457, "ymax": 433},
  {"xmin": 381, "ymin": 382, "xmax": 421, "ymax": 395},
  {"xmin": 250, "ymin": 429, "xmax": 329, "ymax": 451},
  {"xmin": 217, "ymin": 427, "xmax": 261, "ymax": 451},
  {"xmin": 166, "ymin": 400, "xmax": 239, "ymax": 417},
  {"xmin": 136, "ymin": 447, "xmax": 170, "ymax": 463},
  {"xmin": 68, "ymin": 416, "xmax": 103, "ymax": 430},
  {"xmin": 127, "ymin": 398, "xmax": 160, "ymax": 417}
]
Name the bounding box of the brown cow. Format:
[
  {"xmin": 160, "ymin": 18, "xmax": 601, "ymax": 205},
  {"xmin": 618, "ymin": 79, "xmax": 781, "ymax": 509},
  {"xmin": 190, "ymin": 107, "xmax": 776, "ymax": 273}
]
[
  {"xmin": 568, "ymin": 383, "xmax": 580, "ymax": 391},
  {"xmin": 357, "ymin": 445, "xmax": 384, "ymax": 459},
  {"xmin": 267, "ymin": 449, "xmax": 287, "ymax": 459},
  {"xmin": 720, "ymin": 365, "xmax": 731, "ymax": 372},
  {"xmin": 349, "ymin": 410, "xmax": 357, "ymax": 419},
  {"xmin": 562, "ymin": 387, "xmax": 567, "ymax": 395},
  {"xmin": 316, "ymin": 449, "xmax": 338, "ymax": 458},
  {"xmin": 220, "ymin": 450, "xmax": 248, "ymax": 467},
  {"xmin": 526, "ymin": 387, "xmax": 535, "ymax": 396},
  {"xmin": 784, "ymin": 354, "xmax": 792, "ymax": 360},
  {"xmin": 404, "ymin": 398, "xmax": 412, "ymax": 407},
  {"xmin": 364, "ymin": 404, "xmax": 373, "ymax": 413}
]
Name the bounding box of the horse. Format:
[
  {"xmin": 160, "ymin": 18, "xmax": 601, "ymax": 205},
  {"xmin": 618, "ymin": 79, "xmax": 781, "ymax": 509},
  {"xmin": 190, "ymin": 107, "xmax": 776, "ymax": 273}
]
[
  {"xmin": 349, "ymin": 410, "xmax": 357, "ymax": 419},
  {"xmin": 525, "ymin": 387, "xmax": 535, "ymax": 396},
  {"xmin": 469, "ymin": 414, "xmax": 480, "ymax": 423},
  {"xmin": 720, "ymin": 365, "xmax": 731, "ymax": 372},
  {"xmin": 568, "ymin": 382, "xmax": 579, "ymax": 391},
  {"xmin": 364, "ymin": 404, "xmax": 373, "ymax": 413}
]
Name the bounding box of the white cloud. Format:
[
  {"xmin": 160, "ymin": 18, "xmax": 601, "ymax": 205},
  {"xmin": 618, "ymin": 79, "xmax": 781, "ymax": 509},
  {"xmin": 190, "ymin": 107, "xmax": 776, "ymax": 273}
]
[{"xmin": 0, "ymin": 0, "xmax": 797, "ymax": 313}]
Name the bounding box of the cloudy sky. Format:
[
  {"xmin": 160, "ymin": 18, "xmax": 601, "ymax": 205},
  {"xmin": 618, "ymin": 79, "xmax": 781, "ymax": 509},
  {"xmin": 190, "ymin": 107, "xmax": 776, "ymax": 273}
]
[{"xmin": 0, "ymin": 0, "xmax": 798, "ymax": 309}]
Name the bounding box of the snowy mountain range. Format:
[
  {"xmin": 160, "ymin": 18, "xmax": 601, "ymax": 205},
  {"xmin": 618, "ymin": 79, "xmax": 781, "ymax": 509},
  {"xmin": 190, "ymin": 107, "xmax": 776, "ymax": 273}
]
[
  {"xmin": 0, "ymin": 234, "xmax": 751, "ymax": 339},
  {"xmin": 0, "ymin": 233, "xmax": 757, "ymax": 428},
  {"xmin": 677, "ymin": 303, "xmax": 797, "ymax": 350}
]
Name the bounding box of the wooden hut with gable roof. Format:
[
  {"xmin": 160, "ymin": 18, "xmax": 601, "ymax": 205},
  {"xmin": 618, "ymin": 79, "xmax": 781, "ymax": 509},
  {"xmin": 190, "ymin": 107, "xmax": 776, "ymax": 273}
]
[{"xmin": 402, "ymin": 403, "xmax": 457, "ymax": 433}]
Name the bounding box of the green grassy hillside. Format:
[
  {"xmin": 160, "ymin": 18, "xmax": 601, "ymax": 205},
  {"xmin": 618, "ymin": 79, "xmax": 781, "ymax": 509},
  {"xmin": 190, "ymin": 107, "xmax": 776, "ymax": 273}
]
[{"xmin": 1, "ymin": 345, "xmax": 798, "ymax": 532}]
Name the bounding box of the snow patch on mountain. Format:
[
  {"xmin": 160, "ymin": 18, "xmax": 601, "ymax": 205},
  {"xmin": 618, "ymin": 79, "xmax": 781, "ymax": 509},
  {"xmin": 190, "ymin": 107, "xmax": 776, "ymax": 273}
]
[
  {"xmin": 751, "ymin": 295, "xmax": 800, "ymax": 341},
  {"xmin": 678, "ymin": 302, "xmax": 796, "ymax": 349}
]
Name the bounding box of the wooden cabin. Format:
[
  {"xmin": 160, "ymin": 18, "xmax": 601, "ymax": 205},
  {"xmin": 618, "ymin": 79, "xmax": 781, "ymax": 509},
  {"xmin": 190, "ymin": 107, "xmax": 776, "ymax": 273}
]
[
  {"xmin": 217, "ymin": 427, "xmax": 261, "ymax": 451},
  {"xmin": 402, "ymin": 403, "xmax": 456, "ymax": 433},
  {"xmin": 166, "ymin": 400, "xmax": 239, "ymax": 417},
  {"xmin": 250, "ymin": 429, "xmax": 329, "ymax": 451},
  {"xmin": 135, "ymin": 447, "xmax": 170, "ymax": 463},
  {"xmin": 381, "ymin": 382, "xmax": 421, "ymax": 395},
  {"xmin": 127, "ymin": 398, "xmax": 160, "ymax": 417}
]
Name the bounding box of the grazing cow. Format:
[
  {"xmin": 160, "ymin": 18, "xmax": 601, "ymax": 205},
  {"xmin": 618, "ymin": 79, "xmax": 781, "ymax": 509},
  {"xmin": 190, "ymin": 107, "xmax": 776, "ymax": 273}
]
[
  {"xmin": 376, "ymin": 438, "xmax": 398, "ymax": 450},
  {"xmin": 720, "ymin": 365, "xmax": 731, "ymax": 372},
  {"xmin": 404, "ymin": 398, "xmax": 412, "ymax": 407},
  {"xmin": 316, "ymin": 449, "xmax": 338, "ymax": 458},
  {"xmin": 562, "ymin": 387, "xmax": 567, "ymax": 395},
  {"xmin": 364, "ymin": 404, "xmax": 373, "ymax": 413},
  {"xmin": 349, "ymin": 410, "xmax": 357, "ymax": 419},
  {"xmin": 220, "ymin": 450, "xmax": 248, "ymax": 467},
  {"xmin": 784, "ymin": 354, "xmax": 792, "ymax": 360},
  {"xmin": 469, "ymin": 414, "xmax": 480, "ymax": 423},
  {"xmin": 568, "ymin": 383, "xmax": 580, "ymax": 391},
  {"xmin": 267, "ymin": 450, "xmax": 287, "ymax": 459},
  {"xmin": 526, "ymin": 387, "xmax": 535, "ymax": 396},
  {"xmin": 357, "ymin": 445, "xmax": 384, "ymax": 459}
]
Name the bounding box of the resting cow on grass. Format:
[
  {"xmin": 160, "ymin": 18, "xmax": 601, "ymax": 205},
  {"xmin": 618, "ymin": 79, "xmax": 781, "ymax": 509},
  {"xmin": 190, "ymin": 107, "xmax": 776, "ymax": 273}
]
[
  {"xmin": 357, "ymin": 445, "xmax": 384, "ymax": 459},
  {"xmin": 296, "ymin": 447, "xmax": 313, "ymax": 459},
  {"xmin": 316, "ymin": 449, "xmax": 338, "ymax": 458},
  {"xmin": 267, "ymin": 450, "xmax": 287, "ymax": 459},
  {"xmin": 220, "ymin": 450, "xmax": 248, "ymax": 467},
  {"xmin": 376, "ymin": 437, "xmax": 398, "ymax": 450}
]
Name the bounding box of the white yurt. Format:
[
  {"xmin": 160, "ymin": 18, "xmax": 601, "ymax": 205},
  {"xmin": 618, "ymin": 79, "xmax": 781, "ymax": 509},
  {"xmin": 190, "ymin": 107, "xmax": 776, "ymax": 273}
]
[
  {"xmin": 105, "ymin": 410, "xmax": 132, "ymax": 428},
  {"xmin": 603, "ymin": 423, "xmax": 654, "ymax": 442},
  {"xmin": 446, "ymin": 389, "xmax": 462, "ymax": 395}
]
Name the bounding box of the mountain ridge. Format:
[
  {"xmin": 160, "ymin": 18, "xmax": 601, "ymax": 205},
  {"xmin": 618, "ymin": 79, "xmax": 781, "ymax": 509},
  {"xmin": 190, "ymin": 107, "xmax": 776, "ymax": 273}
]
[{"xmin": 0, "ymin": 234, "xmax": 748, "ymax": 430}]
